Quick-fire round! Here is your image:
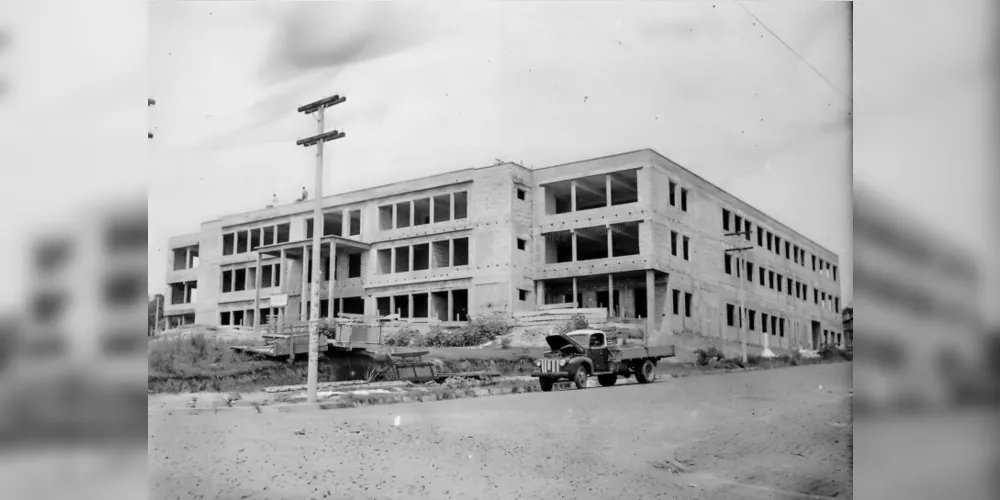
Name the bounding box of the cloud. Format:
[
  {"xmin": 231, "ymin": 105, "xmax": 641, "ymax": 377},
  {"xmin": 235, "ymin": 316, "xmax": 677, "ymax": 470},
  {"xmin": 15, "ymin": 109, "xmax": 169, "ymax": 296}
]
[{"xmin": 258, "ymin": 2, "xmax": 435, "ymax": 85}]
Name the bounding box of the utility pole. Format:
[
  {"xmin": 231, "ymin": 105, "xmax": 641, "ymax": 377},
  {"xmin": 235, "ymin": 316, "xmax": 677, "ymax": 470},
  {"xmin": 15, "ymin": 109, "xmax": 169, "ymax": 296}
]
[
  {"xmin": 148, "ymin": 98, "xmax": 155, "ymax": 139},
  {"xmin": 725, "ymin": 229, "xmax": 754, "ymax": 365},
  {"xmin": 296, "ymin": 94, "xmax": 346, "ymax": 404}
]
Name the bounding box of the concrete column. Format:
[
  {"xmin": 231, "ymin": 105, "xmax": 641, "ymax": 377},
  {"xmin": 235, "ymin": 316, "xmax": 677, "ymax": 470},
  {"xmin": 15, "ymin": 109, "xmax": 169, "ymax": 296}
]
[
  {"xmin": 535, "ymin": 281, "xmax": 545, "ymax": 308},
  {"xmin": 606, "ymin": 226, "xmax": 613, "ymax": 258},
  {"xmin": 390, "ymin": 295, "xmax": 396, "ymax": 316},
  {"xmin": 390, "ymin": 246, "xmax": 397, "ymax": 274},
  {"xmin": 279, "ymin": 248, "xmax": 286, "ymax": 292},
  {"xmin": 572, "ymin": 277, "xmax": 578, "ymax": 308},
  {"xmin": 408, "ymin": 294, "xmax": 414, "ymax": 320},
  {"xmin": 408, "ymin": 244, "xmax": 414, "ymax": 272},
  {"xmin": 645, "ymin": 270, "xmax": 656, "ymax": 333},
  {"xmin": 659, "ymin": 273, "xmax": 672, "ymax": 338},
  {"xmin": 392, "ymin": 203, "xmax": 398, "ymax": 229},
  {"xmin": 429, "ymin": 290, "xmax": 437, "ymax": 319},
  {"xmin": 300, "ymin": 246, "xmax": 310, "ymax": 321},
  {"xmin": 607, "ymin": 274, "xmax": 614, "ymax": 316},
  {"xmin": 571, "ymin": 230, "xmax": 578, "ymax": 262},
  {"xmin": 409, "ymin": 200, "xmax": 415, "ymax": 227},
  {"xmin": 450, "ymin": 192, "xmax": 455, "ymax": 221},
  {"xmin": 327, "ymin": 240, "xmax": 336, "ymax": 318},
  {"xmin": 605, "ymin": 175, "xmax": 612, "ymax": 207},
  {"xmin": 341, "ymin": 209, "xmax": 349, "ymax": 237},
  {"xmin": 429, "ymin": 197, "xmax": 435, "ymax": 224},
  {"xmin": 570, "ymin": 180, "xmax": 577, "ymax": 212},
  {"xmin": 447, "ymin": 289, "xmax": 454, "ymax": 321},
  {"xmin": 449, "ymin": 239, "xmax": 455, "ymax": 267},
  {"xmin": 339, "ymin": 297, "xmax": 344, "ymax": 317},
  {"xmin": 185, "ymin": 247, "xmax": 191, "ymax": 269},
  {"xmin": 254, "ymin": 253, "xmax": 262, "ymax": 332}
]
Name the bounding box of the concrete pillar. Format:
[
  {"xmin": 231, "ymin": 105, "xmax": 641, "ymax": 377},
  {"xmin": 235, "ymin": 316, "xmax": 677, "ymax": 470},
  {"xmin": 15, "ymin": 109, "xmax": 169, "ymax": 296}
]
[
  {"xmin": 392, "ymin": 203, "xmax": 398, "ymax": 230},
  {"xmin": 327, "ymin": 240, "xmax": 336, "ymax": 318},
  {"xmin": 571, "ymin": 230, "xmax": 578, "ymax": 262},
  {"xmin": 279, "ymin": 248, "xmax": 287, "ymax": 292},
  {"xmin": 645, "ymin": 270, "xmax": 656, "ymax": 334},
  {"xmin": 429, "ymin": 197, "xmax": 435, "ymax": 224},
  {"xmin": 449, "ymin": 239, "xmax": 455, "ymax": 267},
  {"xmin": 390, "ymin": 246, "xmax": 397, "ymax": 274},
  {"xmin": 606, "ymin": 226, "xmax": 613, "ymax": 258},
  {"xmin": 447, "ymin": 289, "xmax": 454, "ymax": 321},
  {"xmin": 408, "ymin": 244, "xmax": 414, "ymax": 272},
  {"xmin": 408, "ymin": 294, "xmax": 414, "ymax": 320},
  {"xmin": 607, "ymin": 274, "xmax": 614, "ymax": 316},
  {"xmin": 658, "ymin": 273, "xmax": 672, "ymax": 338},
  {"xmin": 341, "ymin": 209, "xmax": 349, "ymax": 237},
  {"xmin": 390, "ymin": 295, "xmax": 396, "ymax": 316},
  {"xmin": 572, "ymin": 277, "xmax": 578, "ymax": 308},
  {"xmin": 300, "ymin": 247, "xmax": 309, "ymax": 321},
  {"xmin": 450, "ymin": 192, "xmax": 455, "ymax": 221},
  {"xmin": 605, "ymin": 175, "xmax": 612, "ymax": 207},
  {"xmin": 254, "ymin": 253, "xmax": 262, "ymax": 332},
  {"xmin": 409, "ymin": 200, "xmax": 415, "ymax": 227},
  {"xmin": 535, "ymin": 281, "xmax": 545, "ymax": 308},
  {"xmin": 339, "ymin": 297, "xmax": 344, "ymax": 317},
  {"xmin": 570, "ymin": 180, "xmax": 577, "ymax": 212}
]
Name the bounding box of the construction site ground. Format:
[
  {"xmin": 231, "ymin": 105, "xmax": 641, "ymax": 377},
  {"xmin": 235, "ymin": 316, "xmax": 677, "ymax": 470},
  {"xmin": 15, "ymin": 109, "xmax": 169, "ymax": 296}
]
[{"xmin": 149, "ymin": 362, "xmax": 852, "ymax": 500}]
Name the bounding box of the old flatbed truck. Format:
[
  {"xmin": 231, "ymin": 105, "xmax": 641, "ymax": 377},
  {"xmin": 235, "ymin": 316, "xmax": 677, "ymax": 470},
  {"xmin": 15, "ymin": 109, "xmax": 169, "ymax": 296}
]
[{"xmin": 531, "ymin": 329, "xmax": 675, "ymax": 391}]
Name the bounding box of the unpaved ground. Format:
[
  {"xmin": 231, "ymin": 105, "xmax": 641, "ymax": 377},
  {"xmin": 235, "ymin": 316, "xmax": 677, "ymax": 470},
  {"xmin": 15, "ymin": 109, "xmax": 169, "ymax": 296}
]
[{"xmin": 149, "ymin": 363, "xmax": 852, "ymax": 500}]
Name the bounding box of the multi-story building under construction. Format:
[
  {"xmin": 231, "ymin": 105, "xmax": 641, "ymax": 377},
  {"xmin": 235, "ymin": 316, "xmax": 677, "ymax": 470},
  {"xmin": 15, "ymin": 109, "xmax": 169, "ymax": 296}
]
[{"xmin": 164, "ymin": 149, "xmax": 845, "ymax": 348}]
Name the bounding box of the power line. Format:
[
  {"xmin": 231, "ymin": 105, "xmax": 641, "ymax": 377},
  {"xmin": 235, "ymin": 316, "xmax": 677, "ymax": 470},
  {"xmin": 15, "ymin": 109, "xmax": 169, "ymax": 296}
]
[{"xmin": 738, "ymin": 3, "xmax": 852, "ymax": 104}]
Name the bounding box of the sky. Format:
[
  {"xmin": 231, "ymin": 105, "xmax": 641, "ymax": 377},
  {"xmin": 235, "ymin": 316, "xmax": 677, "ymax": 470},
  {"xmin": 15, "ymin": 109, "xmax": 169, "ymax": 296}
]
[{"xmin": 148, "ymin": 0, "xmax": 854, "ymax": 303}]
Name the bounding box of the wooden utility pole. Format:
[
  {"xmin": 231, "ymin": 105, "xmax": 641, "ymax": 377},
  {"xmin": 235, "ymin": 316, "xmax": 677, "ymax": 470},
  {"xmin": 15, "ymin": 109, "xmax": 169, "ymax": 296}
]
[
  {"xmin": 296, "ymin": 94, "xmax": 346, "ymax": 404},
  {"xmin": 725, "ymin": 229, "xmax": 754, "ymax": 365}
]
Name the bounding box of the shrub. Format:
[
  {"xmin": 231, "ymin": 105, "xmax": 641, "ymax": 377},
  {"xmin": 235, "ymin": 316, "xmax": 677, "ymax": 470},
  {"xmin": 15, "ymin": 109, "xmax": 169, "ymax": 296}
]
[
  {"xmin": 500, "ymin": 336, "xmax": 513, "ymax": 349},
  {"xmin": 416, "ymin": 317, "xmax": 515, "ymax": 347},
  {"xmin": 693, "ymin": 346, "xmax": 725, "ymax": 366},
  {"xmin": 818, "ymin": 344, "xmax": 846, "ymax": 361},
  {"xmin": 558, "ymin": 314, "xmax": 590, "ymax": 334},
  {"xmin": 383, "ymin": 327, "xmax": 420, "ymax": 347}
]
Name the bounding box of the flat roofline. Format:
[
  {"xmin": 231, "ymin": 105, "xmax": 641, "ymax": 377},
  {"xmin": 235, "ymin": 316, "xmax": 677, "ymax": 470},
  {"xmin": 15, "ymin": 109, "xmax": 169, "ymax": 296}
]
[{"xmin": 532, "ymin": 148, "xmax": 839, "ymax": 258}]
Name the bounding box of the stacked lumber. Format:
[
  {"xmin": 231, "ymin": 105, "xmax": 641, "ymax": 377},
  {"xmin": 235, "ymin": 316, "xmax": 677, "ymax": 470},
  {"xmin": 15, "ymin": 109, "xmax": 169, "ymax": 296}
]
[{"xmin": 513, "ymin": 307, "xmax": 609, "ymax": 328}]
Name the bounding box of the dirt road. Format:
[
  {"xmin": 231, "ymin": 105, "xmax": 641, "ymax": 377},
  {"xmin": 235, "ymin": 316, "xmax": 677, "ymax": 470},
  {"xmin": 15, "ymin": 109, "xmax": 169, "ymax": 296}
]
[{"xmin": 149, "ymin": 363, "xmax": 852, "ymax": 500}]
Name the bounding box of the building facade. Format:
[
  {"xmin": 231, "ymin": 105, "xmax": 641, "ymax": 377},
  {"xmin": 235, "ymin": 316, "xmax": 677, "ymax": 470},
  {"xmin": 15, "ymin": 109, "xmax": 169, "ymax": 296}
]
[{"xmin": 164, "ymin": 149, "xmax": 844, "ymax": 348}]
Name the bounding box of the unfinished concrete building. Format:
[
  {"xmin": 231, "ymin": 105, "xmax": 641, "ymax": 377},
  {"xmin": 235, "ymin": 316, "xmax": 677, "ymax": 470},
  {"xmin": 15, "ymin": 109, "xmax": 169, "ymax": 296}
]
[{"xmin": 163, "ymin": 149, "xmax": 844, "ymax": 348}]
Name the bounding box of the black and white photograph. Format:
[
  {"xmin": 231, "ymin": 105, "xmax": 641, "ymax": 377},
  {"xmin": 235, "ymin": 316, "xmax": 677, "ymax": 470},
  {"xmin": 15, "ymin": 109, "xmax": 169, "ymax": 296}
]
[{"xmin": 146, "ymin": 2, "xmax": 855, "ymax": 499}]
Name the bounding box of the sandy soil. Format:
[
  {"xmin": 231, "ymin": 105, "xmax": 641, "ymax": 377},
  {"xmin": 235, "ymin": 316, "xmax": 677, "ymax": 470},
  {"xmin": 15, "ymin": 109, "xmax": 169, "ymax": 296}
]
[{"xmin": 149, "ymin": 363, "xmax": 852, "ymax": 500}]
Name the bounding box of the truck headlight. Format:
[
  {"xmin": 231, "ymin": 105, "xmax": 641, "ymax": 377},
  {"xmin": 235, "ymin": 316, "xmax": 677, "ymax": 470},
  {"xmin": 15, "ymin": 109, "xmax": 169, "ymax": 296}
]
[
  {"xmin": 535, "ymin": 360, "xmax": 541, "ymax": 367},
  {"xmin": 560, "ymin": 359, "xmax": 567, "ymax": 367}
]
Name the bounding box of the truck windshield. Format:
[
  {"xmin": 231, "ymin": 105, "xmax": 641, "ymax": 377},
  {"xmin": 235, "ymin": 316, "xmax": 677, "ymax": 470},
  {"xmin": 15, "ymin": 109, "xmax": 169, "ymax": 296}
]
[{"xmin": 568, "ymin": 334, "xmax": 590, "ymax": 346}]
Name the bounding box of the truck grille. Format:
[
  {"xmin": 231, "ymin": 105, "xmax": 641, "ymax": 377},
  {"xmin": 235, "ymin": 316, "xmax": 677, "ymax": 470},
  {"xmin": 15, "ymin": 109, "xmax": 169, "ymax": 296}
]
[{"xmin": 540, "ymin": 358, "xmax": 562, "ymax": 374}]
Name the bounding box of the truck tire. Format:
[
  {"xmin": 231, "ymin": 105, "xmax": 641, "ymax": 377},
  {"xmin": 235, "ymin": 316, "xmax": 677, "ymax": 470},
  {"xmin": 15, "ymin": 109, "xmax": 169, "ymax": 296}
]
[
  {"xmin": 635, "ymin": 359, "xmax": 656, "ymax": 384},
  {"xmin": 597, "ymin": 374, "xmax": 618, "ymax": 387},
  {"xmin": 572, "ymin": 366, "xmax": 589, "ymax": 390},
  {"xmin": 539, "ymin": 378, "xmax": 555, "ymax": 392}
]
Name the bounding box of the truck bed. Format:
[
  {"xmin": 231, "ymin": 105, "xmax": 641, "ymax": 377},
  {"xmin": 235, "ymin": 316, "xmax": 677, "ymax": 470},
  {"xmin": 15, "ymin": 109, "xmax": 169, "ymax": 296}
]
[{"xmin": 613, "ymin": 345, "xmax": 675, "ymax": 361}]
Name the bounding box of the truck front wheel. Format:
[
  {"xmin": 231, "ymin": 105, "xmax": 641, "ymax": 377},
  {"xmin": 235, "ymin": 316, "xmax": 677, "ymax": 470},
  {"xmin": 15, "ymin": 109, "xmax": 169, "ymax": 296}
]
[
  {"xmin": 539, "ymin": 378, "xmax": 555, "ymax": 392},
  {"xmin": 597, "ymin": 374, "xmax": 618, "ymax": 387},
  {"xmin": 572, "ymin": 367, "xmax": 589, "ymax": 389},
  {"xmin": 635, "ymin": 359, "xmax": 656, "ymax": 384}
]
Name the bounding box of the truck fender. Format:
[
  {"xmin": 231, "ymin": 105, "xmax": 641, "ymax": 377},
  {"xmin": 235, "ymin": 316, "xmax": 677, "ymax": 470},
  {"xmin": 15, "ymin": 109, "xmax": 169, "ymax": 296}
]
[{"xmin": 567, "ymin": 357, "xmax": 593, "ymax": 376}]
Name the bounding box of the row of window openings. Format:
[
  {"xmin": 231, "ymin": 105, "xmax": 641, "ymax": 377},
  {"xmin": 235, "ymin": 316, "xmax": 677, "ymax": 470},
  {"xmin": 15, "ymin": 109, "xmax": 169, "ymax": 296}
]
[
  {"xmin": 725, "ymin": 305, "xmax": 787, "ymax": 337},
  {"xmin": 723, "ymin": 255, "xmax": 840, "ymax": 313},
  {"xmin": 667, "ymin": 181, "xmax": 689, "ymax": 212},
  {"xmin": 545, "ymin": 170, "xmax": 639, "ymax": 215},
  {"xmin": 670, "ymin": 290, "xmax": 694, "ymax": 317},
  {"xmin": 721, "ymin": 208, "xmax": 838, "ymax": 282},
  {"xmin": 376, "ymin": 238, "xmax": 470, "ymax": 275},
  {"xmin": 545, "ymin": 222, "xmax": 642, "ymax": 264},
  {"xmin": 378, "ymin": 191, "xmax": 469, "ymax": 231},
  {"xmin": 223, "ymin": 223, "xmax": 291, "ymax": 256},
  {"xmin": 305, "ymin": 209, "xmax": 363, "ymax": 238},
  {"xmin": 375, "ymin": 289, "xmax": 470, "ymax": 322},
  {"xmin": 172, "ymin": 246, "xmax": 200, "ymax": 271},
  {"xmin": 170, "ymin": 281, "xmax": 197, "ymax": 305},
  {"xmin": 822, "ymin": 329, "xmax": 844, "ymax": 347},
  {"xmin": 670, "ymin": 231, "xmax": 691, "ymax": 260},
  {"xmin": 221, "ymin": 255, "xmax": 363, "ymax": 293}
]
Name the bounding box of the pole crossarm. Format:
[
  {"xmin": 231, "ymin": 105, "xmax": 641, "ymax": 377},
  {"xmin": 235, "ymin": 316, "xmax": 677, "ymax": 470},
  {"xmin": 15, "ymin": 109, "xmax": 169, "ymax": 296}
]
[
  {"xmin": 296, "ymin": 130, "xmax": 346, "ymax": 148},
  {"xmin": 297, "ymin": 95, "xmax": 346, "ymax": 114}
]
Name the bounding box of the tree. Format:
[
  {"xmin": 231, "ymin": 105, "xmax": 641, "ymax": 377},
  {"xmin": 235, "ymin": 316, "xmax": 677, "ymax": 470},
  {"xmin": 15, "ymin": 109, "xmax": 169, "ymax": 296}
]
[{"xmin": 148, "ymin": 294, "xmax": 164, "ymax": 334}]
